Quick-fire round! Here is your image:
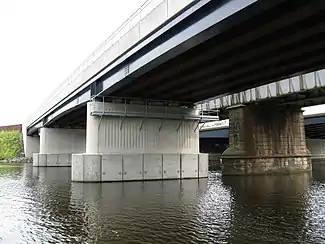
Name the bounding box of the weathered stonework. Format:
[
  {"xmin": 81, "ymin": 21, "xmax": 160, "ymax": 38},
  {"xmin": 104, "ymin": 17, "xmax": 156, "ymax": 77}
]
[{"xmin": 221, "ymin": 104, "xmax": 311, "ymax": 175}]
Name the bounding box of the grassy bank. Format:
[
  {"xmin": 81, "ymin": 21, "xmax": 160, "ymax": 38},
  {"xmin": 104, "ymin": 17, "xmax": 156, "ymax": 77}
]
[
  {"xmin": 0, "ymin": 131, "xmax": 23, "ymax": 160},
  {"xmin": 0, "ymin": 162, "xmax": 24, "ymax": 167}
]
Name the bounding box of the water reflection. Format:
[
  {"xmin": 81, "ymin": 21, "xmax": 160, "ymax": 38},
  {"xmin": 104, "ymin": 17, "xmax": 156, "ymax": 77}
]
[
  {"xmin": 312, "ymin": 161, "xmax": 325, "ymax": 183},
  {"xmin": 1, "ymin": 165, "xmax": 325, "ymax": 243},
  {"xmin": 0, "ymin": 165, "xmax": 23, "ymax": 178},
  {"xmin": 69, "ymin": 179, "xmax": 223, "ymax": 243},
  {"xmin": 223, "ymin": 173, "xmax": 312, "ymax": 243},
  {"xmin": 307, "ymin": 161, "xmax": 325, "ymax": 243}
]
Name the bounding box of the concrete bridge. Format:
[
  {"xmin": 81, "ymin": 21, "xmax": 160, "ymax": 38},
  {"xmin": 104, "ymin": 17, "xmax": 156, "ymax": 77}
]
[{"xmin": 24, "ymin": 0, "xmax": 325, "ymax": 181}]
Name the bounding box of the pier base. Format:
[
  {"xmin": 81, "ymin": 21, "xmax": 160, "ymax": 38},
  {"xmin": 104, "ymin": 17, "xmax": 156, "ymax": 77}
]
[
  {"xmin": 33, "ymin": 153, "xmax": 72, "ymax": 167},
  {"xmin": 71, "ymin": 153, "xmax": 208, "ymax": 182}
]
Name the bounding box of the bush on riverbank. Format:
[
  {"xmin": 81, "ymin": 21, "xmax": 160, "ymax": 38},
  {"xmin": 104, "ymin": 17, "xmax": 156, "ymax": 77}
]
[{"xmin": 0, "ymin": 131, "xmax": 23, "ymax": 160}]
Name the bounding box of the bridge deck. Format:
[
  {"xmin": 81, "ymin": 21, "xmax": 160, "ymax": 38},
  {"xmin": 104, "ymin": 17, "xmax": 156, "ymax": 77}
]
[
  {"xmin": 26, "ymin": 0, "xmax": 325, "ymax": 135},
  {"xmin": 103, "ymin": 0, "xmax": 325, "ymax": 102}
]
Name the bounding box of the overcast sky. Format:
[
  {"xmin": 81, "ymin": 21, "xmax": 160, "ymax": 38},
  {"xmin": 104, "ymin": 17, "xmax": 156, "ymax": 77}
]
[
  {"xmin": 0, "ymin": 0, "xmax": 325, "ymax": 126},
  {"xmin": 0, "ymin": 0, "xmax": 145, "ymax": 126}
]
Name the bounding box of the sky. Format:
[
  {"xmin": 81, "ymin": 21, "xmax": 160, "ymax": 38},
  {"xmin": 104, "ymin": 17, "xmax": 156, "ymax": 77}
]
[
  {"xmin": 0, "ymin": 0, "xmax": 325, "ymax": 127},
  {"xmin": 0, "ymin": 0, "xmax": 145, "ymax": 126}
]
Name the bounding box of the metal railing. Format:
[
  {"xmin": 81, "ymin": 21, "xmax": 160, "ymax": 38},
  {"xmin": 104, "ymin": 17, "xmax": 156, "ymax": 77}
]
[{"xmin": 26, "ymin": 0, "xmax": 194, "ymax": 127}]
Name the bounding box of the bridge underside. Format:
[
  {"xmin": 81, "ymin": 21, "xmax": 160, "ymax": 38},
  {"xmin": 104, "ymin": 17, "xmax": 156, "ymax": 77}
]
[
  {"xmin": 306, "ymin": 124, "xmax": 325, "ymax": 139},
  {"xmin": 100, "ymin": 0, "xmax": 325, "ymax": 102},
  {"xmin": 305, "ymin": 117, "xmax": 325, "ymax": 139},
  {"xmin": 50, "ymin": 106, "xmax": 86, "ymax": 129},
  {"xmin": 25, "ymin": 0, "xmax": 325, "ymax": 181},
  {"xmin": 27, "ymin": 0, "xmax": 325, "ymax": 136}
]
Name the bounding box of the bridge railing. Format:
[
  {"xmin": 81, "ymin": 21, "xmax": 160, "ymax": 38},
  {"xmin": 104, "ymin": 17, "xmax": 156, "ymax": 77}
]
[
  {"xmin": 26, "ymin": 0, "xmax": 194, "ymax": 128},
  {"xmin": 197, "ymin": 69, "xmax": 325, "ymax": 110}
]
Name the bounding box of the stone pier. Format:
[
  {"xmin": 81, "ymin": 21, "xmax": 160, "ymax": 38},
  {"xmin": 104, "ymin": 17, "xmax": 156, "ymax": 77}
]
[
  {"xmin": 33, "ymin": 128, "xmax": 86, "ymax": 167},
  {"xmin": 71, "ymin": 101, "xmax": 210, "ymax": 182},
  {"xmin": 221, "ymin": 104, "xmax": 311, "ymax": 175}
]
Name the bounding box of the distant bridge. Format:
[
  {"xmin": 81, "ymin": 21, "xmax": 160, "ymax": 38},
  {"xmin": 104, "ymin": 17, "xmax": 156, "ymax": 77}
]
[
  {"xmin": 197, "ymin": 69, "xmax": 325, "ymax": 117},
  {"xmin": 200, "ymin": 108, "xmax": 325, "ymax": 139}
]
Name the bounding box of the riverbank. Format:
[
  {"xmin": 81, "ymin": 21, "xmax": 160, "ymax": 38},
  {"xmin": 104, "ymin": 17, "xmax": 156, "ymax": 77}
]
[
  {"xmin": 0, "ymin": 162, "xmax": 25, "ymax": 167},
  {"xmin": 0, "ymin": 157, "xmax": 32, "ymax": 167}
]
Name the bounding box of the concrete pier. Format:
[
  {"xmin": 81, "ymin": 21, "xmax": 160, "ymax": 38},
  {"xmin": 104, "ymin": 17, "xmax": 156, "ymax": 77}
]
[
  {"xmin": 33, "ymin": 128, "xmax": 86, "ymax": 167},
  {"xmin": 24, "ymin": 135, "xmax": 40, "ymax": 158},
  {"xmin": 221, "ymin": 104, "xmax": 311, "ymax": 175},
  {"xmin": 306, "ymin": 139, "xmax": 325, "ymax": 162},
  {"xmin": 71, "ymin": 101, "xmax": 209, "ymax": 182}
]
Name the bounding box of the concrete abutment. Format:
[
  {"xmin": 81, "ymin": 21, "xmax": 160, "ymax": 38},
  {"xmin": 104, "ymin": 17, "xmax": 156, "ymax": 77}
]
[{"xmin": 221, "ymin": 104, "xmax": 312, "ymax": 175}]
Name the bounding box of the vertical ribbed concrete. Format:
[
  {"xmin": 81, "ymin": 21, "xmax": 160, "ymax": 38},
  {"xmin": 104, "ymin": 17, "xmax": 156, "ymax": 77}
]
[
  {"xmin": 85, "ymin": 104, "xmax": 199, "ymax": 155},
  {"xmin": 221, "ymin": 104, "xmax": 311, "ymax": 175},
  {"xmin": 72, "ymin": 101, "xmax": 208, "ymax": 182},
  {"xmin": 33, "ymin": 128, "xmax": 86, "ymax": 167}
]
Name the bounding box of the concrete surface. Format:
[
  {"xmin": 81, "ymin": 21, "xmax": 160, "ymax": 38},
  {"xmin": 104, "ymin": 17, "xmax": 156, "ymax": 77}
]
[
  {"xmin": 181, "ymin": 154, "xmax": 198, "ymax": 179},
  {"xmin": 86, "ymin": 102, "xmax": 200, "ymax": 154},
  {"xmin": 25, "ymin": 136, "xmax": 40, "ymax": 158},
  {"xmin": 71, "ymin": 153, "xmax": 208, "ymax": 182},
  {"xmin": 33, "ymin": 153, "xmax": 72, "ymax": 167},
  {"xmin": 40, "ymin": 128, "xmax": 86, "ymax": 154}
]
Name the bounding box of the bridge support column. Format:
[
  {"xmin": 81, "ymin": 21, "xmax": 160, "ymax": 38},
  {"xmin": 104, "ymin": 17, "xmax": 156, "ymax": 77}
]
[
  {"xmin": 221, "ymin": 104, "xmax": 311, "ymax": 175},
  {"xmin": 33, "ymin": 128, "xmax": 86, "ymax": 167},
  {"xmin": 306, "ymin": 139, "xmax": 325, "ymax": 162},
  {"xmin": 71, "ymin": 101, "xmax": 210, "ymax": 182},
  {"xmin": 24, "ymin": 135, "xmax": 40, "ymax": 158}
]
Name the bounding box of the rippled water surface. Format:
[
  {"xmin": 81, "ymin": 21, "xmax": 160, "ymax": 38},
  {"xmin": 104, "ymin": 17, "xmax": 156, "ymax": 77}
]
[{"xmin": 1, "ymin": 165, "xmax": 325, "ymax": 243}]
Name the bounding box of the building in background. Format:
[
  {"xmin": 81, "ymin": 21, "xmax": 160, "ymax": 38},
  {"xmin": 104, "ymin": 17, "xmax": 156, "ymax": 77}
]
[{"xmin": 0, "ymin": 124, "xmax": 22, "ymax": 132}]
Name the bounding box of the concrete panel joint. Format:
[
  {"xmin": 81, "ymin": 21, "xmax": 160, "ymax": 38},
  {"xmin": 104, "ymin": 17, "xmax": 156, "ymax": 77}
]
[
  {"xmin": 71, "ymin": 153, "xmax": 208, "ymax": 182},
  {"xmin": 32, "ymin": 153, "xmax": 72, "ymax": 167}
]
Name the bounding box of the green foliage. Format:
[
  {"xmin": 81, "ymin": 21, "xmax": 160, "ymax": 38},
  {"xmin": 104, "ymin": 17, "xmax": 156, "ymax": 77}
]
[{"xmin": 0, "ymin": 131, "xmax": 23, "ymax": 160}]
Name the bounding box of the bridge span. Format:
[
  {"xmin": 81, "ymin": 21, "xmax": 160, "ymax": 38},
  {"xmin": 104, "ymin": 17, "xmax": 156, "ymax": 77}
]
[
  {"xmin": 24, "ymin": 0, "xmax": 325, "ymax": 181},
  {"xmin": 198, "ymin": 69, "xmax": 325, "ymax": 116}
]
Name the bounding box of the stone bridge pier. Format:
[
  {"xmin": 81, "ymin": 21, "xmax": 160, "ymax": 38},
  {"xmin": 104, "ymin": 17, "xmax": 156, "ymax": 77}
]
[{"xmin": 221, "ymin": 104, "xmax": 312, "ymax": 175}]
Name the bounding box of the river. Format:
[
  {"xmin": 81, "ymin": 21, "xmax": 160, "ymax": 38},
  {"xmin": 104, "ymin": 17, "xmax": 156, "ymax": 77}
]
[{"xmin": 1, "ymin": 164, "xmax": 325, "ymax": 243}]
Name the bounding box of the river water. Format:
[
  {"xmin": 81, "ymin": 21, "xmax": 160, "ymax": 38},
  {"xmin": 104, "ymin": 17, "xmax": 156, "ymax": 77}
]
[{"xmin": 1, "ymin": 164, "xmax": 325, "ymax": 244}]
